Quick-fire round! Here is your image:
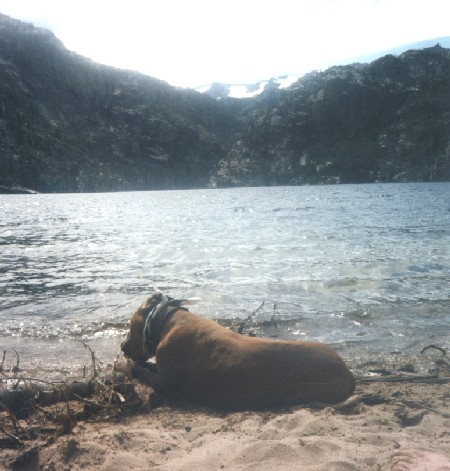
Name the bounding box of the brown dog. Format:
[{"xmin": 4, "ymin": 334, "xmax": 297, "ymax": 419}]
[{"xmin": 121, "ymin": 293, "xmax": 355, "ymax": 410}]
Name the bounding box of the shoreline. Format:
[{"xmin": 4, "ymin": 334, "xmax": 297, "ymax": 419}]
[{"xmin": 2, "ymin": 375, "xmax": 449, "ymax": 471}]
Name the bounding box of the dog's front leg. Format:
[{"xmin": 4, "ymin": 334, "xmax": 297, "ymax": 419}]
[{"xmin": 130, "ymin": 362, "xmax": 164, "ymax": 390}]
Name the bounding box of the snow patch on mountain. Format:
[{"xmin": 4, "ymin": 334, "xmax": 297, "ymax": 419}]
[
  {"xmin": 196, "ymin": 36, "xmax": 450, "ymax": 100},
  {"xmin": 196, "ymin": 75, "xmax": 300, "ymax": 99}
]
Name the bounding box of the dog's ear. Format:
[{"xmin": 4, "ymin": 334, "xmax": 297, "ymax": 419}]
[
  {"xmin": 170, "ymin": 297, "xmax": 202, "ymax": 308},
  {"xmin": 136, "ymin": 293, "xmax": 163, "ymax": 317}
]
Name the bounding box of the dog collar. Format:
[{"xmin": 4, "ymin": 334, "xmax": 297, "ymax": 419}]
[{"xmin": 142, "ymin": 294, "xmax": 188, "ymax": 356}]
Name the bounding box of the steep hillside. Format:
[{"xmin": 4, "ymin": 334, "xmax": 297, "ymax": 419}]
[
  {"xmin": 0, "ymin": 14, "xmax": 240, "ymax": 192},
  {"xmin": 1, "ymin": 14, "xmax": 449, "ymax": 192},
  {"xmin": 213, "ymin": 48, "xmax": 450, "ymax": 186}
]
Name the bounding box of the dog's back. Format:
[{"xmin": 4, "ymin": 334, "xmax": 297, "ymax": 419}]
[{"xmin": 156, "ymin": 310, "xmax": 355, "ymax": 410}]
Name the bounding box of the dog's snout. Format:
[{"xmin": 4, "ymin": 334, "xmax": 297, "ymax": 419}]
[{"xmin": 121, "ymin": 339, "xmax": 129, "ymax": 354}]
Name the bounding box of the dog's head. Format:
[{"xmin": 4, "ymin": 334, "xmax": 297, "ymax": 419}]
[
  {"xmin": 121, "ymin": 294, "xmax": 162, "ymax": 362},
  {"xmin": 121, "ymin": 293, "xmax": 201, "ymax": 362}
]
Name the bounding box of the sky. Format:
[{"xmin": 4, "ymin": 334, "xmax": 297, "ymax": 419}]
[{"xmin": 0, "ymin": 0, "xmax": 449, "ymax": 89}]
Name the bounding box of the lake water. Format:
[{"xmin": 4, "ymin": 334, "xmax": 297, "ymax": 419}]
[{"xmin": 1, "ymin": 183, "xmax": 449, "ymax": 378}]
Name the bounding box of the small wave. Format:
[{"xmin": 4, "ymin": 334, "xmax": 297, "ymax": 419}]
[
  {"xmin": 325, "ymin": 278, "xmax": 358, "ymax": 288},
  {"xmin": 232, "ymin": 206, "xmax": 253, "ymax": 213},
  {"xmin": 0, "ymin": 320, "xmax": 130, "ymax": 341}
]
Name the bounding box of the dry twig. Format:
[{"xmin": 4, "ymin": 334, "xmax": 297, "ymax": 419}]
[
  {"xmin": 237, "ymin": 302, "xmax": 265, "ymax": 334},
  {"xmin": 81, "ymin": 341, "xmax": 99, "ymax": 378},
  {"xmin": 394, "ymin": 398, "xmax": 450, "ymax": 419},
  {"xmin": 12, "ymin": 348, "xmax": 20, "ymax": 373},
  {"xmin": 357, "ymin": 375, "xmax": 450, "ymax": 384},
  {"xmin": 0, "ymin": 424, "xmax": 24, "ymax": 447},
  {"xmin": 0, "ymin": 350, "xmax": 6, "ymax": 372}
]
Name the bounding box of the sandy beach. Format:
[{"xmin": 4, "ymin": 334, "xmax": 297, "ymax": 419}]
[{"xmin": 2, "ymin": 375, "xmax": 449, "ymax": 471}]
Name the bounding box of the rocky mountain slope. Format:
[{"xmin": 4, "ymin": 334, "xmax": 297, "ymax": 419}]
[
  {"xmin": 1, "ymin": 13, "xmax": 449, "ymax": 192},
  {"xmin": 215, "ymin": 51, "xmax": 450, "ymax": 186},
  {"xmin": 0, "ymin": 14, "xmax": 240, "ymax": 192}
]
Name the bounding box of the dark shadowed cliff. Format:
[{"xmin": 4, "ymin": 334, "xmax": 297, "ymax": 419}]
[
  {"xmin": 214, "ymin": 49, "xmax": 450, "ymax": 187},
  {"xmin": 0, "ymin": 14, "xmax": 240, "ymax": 192},
  {"xmin": 1, "ymin": 14, "xmax": 449, "ymax": 192}
]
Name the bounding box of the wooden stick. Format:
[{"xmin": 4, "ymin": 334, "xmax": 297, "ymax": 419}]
[
  {"xmin": 0, "ymin": 350, "xmax": 6, "ymax": 372},
  {"xmin": 12, "ymin": 348, "xmax": 19, "ymax": 373},
  {"xmin": 357, "ymin": 375, "xmax": 450, "ymax": 384},
  {"xmin": 81, "ymin": 341, "xmax": 98, "ymax": 378},
  {"xmin": 237, "ymin": 302, "xmax": 265, "ymax": 334},
  {"xmin": 0, "ymin": 425, "xmax": 24, "ymax": 447}
]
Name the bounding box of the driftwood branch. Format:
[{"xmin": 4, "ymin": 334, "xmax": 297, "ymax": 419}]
[
  {"xmin": 0, "ymin": 378, "xmax": 94, "ymax": 413},
  {"xmin": 0, "ymin": 345, "xmax": 152, "ymax": 451},
  {"xmin": 0, "ymin": 344, "xmax": 137, "ymax": 420},
  {"xmin": 234, "ymin": 300, "xmax": 305, "ymax": 335},
  {"xmin": 0, "ymin": 399, "xmax": 23, "ymax": 433},
  {"xmin": 0, "ymin": 424, "xmax": 24, "ymax": 447},
  {"xmin": 271, "ymin": 302, "xmax": 302, "ymax": 321},
  {"xmin": 0, "ymin": 370, "xmax": 144, "ymax": 450},
  {"xmin": 237, "ymin": 302, "xmax": 265, "ymax": 334},
  {"xmin": 394, "ymin": 398, "xmax": 450, "ymax": 419},
  {"xmin": 357, "ymin": 375, "xmax": 450, "ymax": 384}
]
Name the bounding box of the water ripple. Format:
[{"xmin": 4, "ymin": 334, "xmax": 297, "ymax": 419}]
[{"xmin": 1, "ymin": 183, "xmax": 449, "ymax": 373}]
